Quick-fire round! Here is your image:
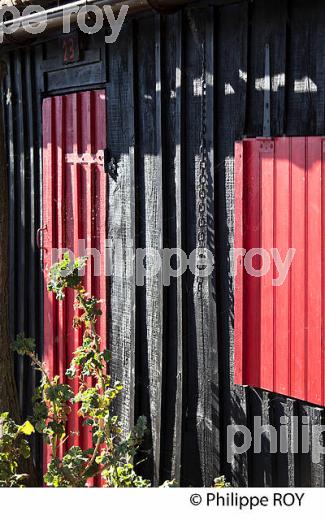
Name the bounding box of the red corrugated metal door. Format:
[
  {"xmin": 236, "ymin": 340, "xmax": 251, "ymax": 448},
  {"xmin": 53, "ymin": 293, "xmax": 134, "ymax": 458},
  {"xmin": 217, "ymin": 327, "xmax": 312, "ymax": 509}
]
[
  {"xmin": 235, "ymin": 137, "xmax": 325, "ymax": 407},
  {"xmin": 42, "ymin": 90, "xmax": 107, "ymax": 485}
]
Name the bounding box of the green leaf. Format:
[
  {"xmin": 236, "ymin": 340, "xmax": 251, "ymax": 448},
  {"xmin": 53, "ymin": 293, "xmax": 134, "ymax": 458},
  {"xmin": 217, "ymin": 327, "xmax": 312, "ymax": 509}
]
[
  {"xmin": 18, "ymin": 421, "xmax": 35, "ymax": 436},
  {"xmin": 20, "ymin": 440, "xmax": 31, "ymax": 459},
  {"xmin": 102, "ymin": 350, "xmax": 111, "ymax": 362},
  {"xmin": 114, "ymin": 381, "xmax": 123, "ymax": 392},
  {"xmin": 11, "ymin": 334, "xmax": 36, "ymax": 356}
]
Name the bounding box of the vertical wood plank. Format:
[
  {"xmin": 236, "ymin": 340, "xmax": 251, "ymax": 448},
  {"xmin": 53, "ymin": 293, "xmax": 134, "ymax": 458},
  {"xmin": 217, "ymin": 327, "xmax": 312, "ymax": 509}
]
[
  {"xmin": 245, "ymin": 0, "xmax": 288, "ymax": 137},
  {"xmin": 306, "ymin": 137, "xmax": 322, "ymax": 405},
  {"xmin": 243, "ymin": 140, "xmax": 261, "ymax": 387},
  {"xmin": 93, "ymin": 90, "xmax": 107, "ymax": 488},
  {"xmin": 65, "ymin": 93, "xmax": 81, "ymax": 448},
  {"xmin": 299, "ymin": 405, "xmax": 325, "ymax": 487},
  {"xmin": 42, "ymin": 97, "xmax": 56, "ymax": 471},
  {"xmin": 107, "ymin": 22, "xmax": 136, "ymax": 440},
  {"xmin": 182, "ymin": 7, "xmax": 204, "ymax": 485},
  {"xmin": 234, "ymin": 141, "xmax": 244, "ymax": 385},
  {"xmin": 150, "ymin": 14, "xmax": 163, "ymax": 485},
  {"xmin": 134, "ymin": 15, "xmax": 163, "ymax": 484},
  {"xmin": 14, "ymin": 52, "xmax": 26, "ymax": 412},
  {"xmin": 215, "ymin": 1, "xmax": 249, "ymax": 486},
  {"xmin": 24, "ymin": 48, "xmax": 38, "ymax": 427},
  {"xmin": 54, "ymin": 96, "xmax": 66, "ymax": 391},
  {"xmin": 5, "ymin": 54, "xmax": 17, "ymax": 365},
  {"xmin": 273, "ymin": 137, "xmax": 290, "ymax": 396},
  {"xmin": 247, "ymin": 388, "xmax": 273, "ymax": 486},
  {"xmin": 181, "ymin": 6, "xmax": 219, "ymax": 486},
  {"xmin": 286, "ymin": 0, "xmax": 325, "ymax": 136},
  {"xmin": 79, "ymin": 91, "xmax": 95, "ymax": 470},
  {"xmin": 290, "ymin": 137, "xmax": 306, "ymax": 401},
  {"xmin": 93, "ymin": 90, "xmax": 107, "ymax": 359},
  {"xmin": 159, "ymin": 11, "xmax": 184, "ymax": 484},
  {"xmin": 168, "ymin": 12, "xmax": 184, "ymax": 484},
  {"xmin": 259, "ymin": 141, "xmax": 274, "ymax": 391},
  {"xmin": 270, "ymin": 398, "xmax": 298, "ymax": 486},
  {"xmin": 80, "ymin": 91, "xmax": 93, "ymax": 300},
  {"xmin": 205, "ymin": 8, "xmax": 219, "ymax": 486},
  {"xmin": 322, "ymin": 139, "xmax": 325, "ymax": 407}
]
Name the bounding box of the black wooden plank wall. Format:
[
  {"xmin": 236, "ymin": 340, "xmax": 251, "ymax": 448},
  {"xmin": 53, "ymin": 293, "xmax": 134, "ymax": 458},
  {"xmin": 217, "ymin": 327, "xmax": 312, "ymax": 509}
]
[
  {"xmin": 2, "ymin": 47, "xmax": 41, "ymax": 466},
  {"xmin": 3, "ymin": 0, "xmax": 325, "ymax": 487}
]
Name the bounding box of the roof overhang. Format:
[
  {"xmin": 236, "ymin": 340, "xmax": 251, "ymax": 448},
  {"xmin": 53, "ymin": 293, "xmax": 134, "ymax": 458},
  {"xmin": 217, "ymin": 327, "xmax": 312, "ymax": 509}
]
[{"xmin": 0, "ymin": 0, "xmax": 241, "ymax": 45}]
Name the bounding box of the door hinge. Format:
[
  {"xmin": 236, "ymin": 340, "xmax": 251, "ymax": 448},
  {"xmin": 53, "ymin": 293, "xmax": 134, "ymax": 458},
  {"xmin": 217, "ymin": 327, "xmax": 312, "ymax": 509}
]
[{"xmin": 65, "ymin": 151, "xmax": 104, "ymax": 165}]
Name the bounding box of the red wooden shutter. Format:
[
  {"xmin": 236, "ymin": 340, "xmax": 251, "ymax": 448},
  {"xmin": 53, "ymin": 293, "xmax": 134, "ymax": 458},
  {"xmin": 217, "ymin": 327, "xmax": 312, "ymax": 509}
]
[
  {"xmin": 42, "ymin": 90, "xmax": 107, "ymax": 484},
  {"xmin": 235, "ymin": 137, "xmax": 325, "ymax": 406}
]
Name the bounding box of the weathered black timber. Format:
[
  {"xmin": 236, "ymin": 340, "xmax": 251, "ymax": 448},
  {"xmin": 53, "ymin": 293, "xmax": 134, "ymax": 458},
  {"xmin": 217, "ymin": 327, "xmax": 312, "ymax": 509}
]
[
  {"xmin": 159, "ymin": 11, "xmax": 184, "ymax": 485},
  {"xmin": 106, "ymin": 20, "xmax": 136, "ymax": 457},
  {"xmin": 3, "ymin": 0, "xmax": 325, "ymax": 487},
  {"xmin": 215, "ymin": 0, "xmax": 249, "ymax": 487}
]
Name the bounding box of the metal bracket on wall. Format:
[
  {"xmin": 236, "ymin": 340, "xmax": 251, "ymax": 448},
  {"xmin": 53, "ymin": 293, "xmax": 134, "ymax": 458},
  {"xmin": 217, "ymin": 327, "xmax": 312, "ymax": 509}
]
[
  {"xmin": 263, "ymin": 43, "xmax": 271, "ymax": 138},
  {"xmin": 65, "ymin": 149, "xmax": 117, "ymax": 179},
  {"xmin": 65, "ymin": 151, "xmax": 104, "ymax": 165},
  {"xmin": 257, "ymin": 139, "xmax": 274, "ymax": 153}
]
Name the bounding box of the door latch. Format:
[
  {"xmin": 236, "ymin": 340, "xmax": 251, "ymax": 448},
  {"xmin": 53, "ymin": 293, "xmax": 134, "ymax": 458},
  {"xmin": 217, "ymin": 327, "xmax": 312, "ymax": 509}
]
[{"xmin": 37, "ymin": 225, "xmax": 48, "ymax": 252}]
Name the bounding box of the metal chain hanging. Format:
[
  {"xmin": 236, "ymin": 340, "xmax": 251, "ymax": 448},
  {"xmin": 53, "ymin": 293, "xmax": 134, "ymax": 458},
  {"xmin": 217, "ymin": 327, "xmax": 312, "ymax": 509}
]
[
  {"xmin": 186, "ymin": 11, "xmax": 208, "ymax": 294},
  {"xmin": 197, "ymin": 38, "xmax": 208, "ymax": 294}
]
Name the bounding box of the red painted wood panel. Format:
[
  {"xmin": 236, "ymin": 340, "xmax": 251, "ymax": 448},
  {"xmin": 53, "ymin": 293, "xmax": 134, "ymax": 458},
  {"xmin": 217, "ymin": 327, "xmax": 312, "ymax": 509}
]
[
  {"xmin": 273, "ymin": 137, "xmax": 290, "ymax": 396},
  {"xmin": 306, "ymin": 138, "xmax": 322, "ymax": 404},
  {"xmin": 290, "ymin": 138, "xmax": 306, "ymax": 401},
  {"xmin": 260, "ymin": 141, "xmax": 274, "ymax": 390},
  {"xmin": 42, "ymin": 90, "xmax": 107, "ymax": 485},
  {"xmin": 234, "ymin": 137, "xmax": 325, "ymax": 407},
  {"xmin": 234, "ymin": 141, "xmax": 244, "ymax": 384}
]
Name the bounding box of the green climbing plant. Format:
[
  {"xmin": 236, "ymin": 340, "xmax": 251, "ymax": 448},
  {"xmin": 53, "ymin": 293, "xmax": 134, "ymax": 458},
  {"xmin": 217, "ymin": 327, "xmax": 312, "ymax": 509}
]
[
  {"xmin": 213, "ymin": 475, "xmax": 231, "ymax": 488},
  {"xmin": 0, "ymin": 413, "xmax": 34, "ymax": 487},
  {"xmin": 11, "ymin": 253, "xmax": 150, "ymax": 488}
]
